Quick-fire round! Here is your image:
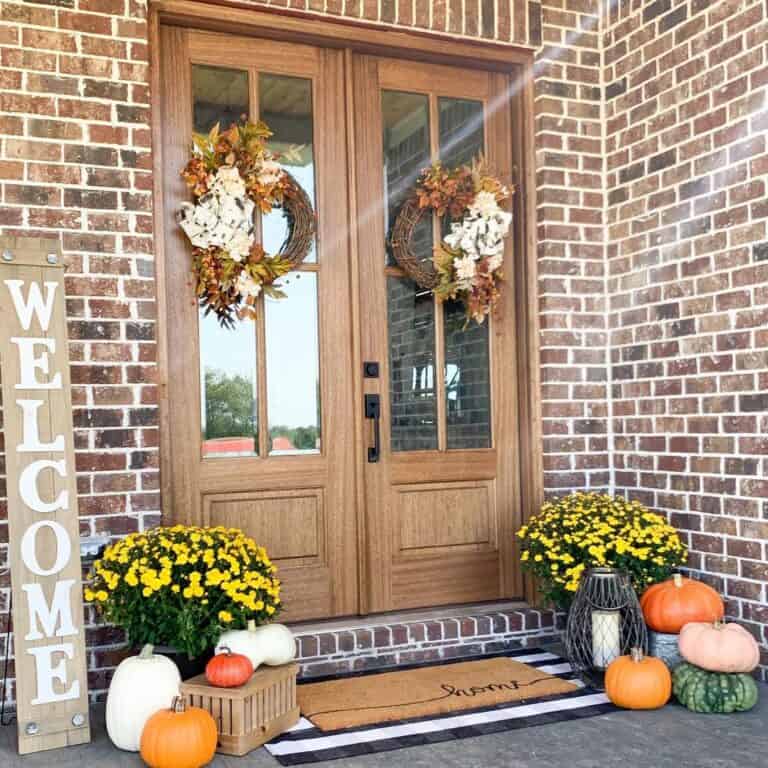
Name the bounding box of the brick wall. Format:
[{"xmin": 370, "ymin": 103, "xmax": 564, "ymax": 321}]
[
  {"xmin": 604, "ymin": 0, "xmax": 768, "ymax": 675},
  {"xmin": 0, "ymin": 0, "xmax": 766, "ymax": 708},
  {"xmin": 536, "ymin": 0, "xmax": 610, "ymax": 492},
  {"xmin": 0, "ymin": 0, "xmax": 156, "ymax": 703}
]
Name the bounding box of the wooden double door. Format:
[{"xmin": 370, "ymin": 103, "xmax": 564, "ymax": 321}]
[{"xmin": 159, "ymin": 28, "xmax": 525, "ymax": 621}]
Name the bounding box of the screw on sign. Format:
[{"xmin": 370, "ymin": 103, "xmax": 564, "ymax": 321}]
[{"xmin": 0, "ymin": 238, "xmax": 90, "ymax": 755}]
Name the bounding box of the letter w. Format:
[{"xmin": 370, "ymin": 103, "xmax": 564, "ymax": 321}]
[{"xmin": 4, "ymin": 280, "xmax": 58, "ymax": 332}]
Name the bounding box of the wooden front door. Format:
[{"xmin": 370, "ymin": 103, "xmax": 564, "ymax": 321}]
[
  {"xmin": 158, "ymin": 29, "xmax": 524, "ymax": 621},
  {"xmin": 353, "ymin": 56, "xmax": 523, "ymax": 612},
  {"xmin": 158, "ymin": 28, "xmax": 358, "ymax": 621}
]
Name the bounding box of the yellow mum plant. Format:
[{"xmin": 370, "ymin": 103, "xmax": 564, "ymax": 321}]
[
  {"xmin": 86, "ymin": 525, "xmax": 280, "ymax": 658},
  {"xmin": 517, "ymin": 492, "xmax": 687, "ymax": 608}
]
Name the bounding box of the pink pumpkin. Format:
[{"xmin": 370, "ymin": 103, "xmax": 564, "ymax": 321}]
[{"xmin": 678, "ymin": 620, "xmax": 760, "ymax": 674}]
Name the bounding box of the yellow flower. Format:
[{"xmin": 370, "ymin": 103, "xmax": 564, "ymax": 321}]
[{"xmin": 218, "ymin": 610, "xmax": 233, "ymax": 623}]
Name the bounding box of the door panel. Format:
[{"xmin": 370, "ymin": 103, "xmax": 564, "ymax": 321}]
[
  {"xmin": 160, "ymin": 28, "xmax": 358, "ymax": 621},
  {"xmin": 354, "ymin": 55, "xmax": 522, "ymax": 612}
]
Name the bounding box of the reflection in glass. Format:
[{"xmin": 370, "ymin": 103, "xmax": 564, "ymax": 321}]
[
  {"xmin": 439, "ymin": 97, "xmax": 491, "ymax": 449},
  {"xmin": 192, "ymin": 65, "xmax": 249, "ymax": 133},
  {"xmin": 199, "ymin": 310, "xmax": 258, "ymax": 458},
  {"xmin": 265, "ymin": 273, "xmax": 321, "ymax": 455},
  {"xmin": 382, "ymin": 91, "xmax": 432, "ymax": 267},
  {"xmin": 387, "ymin": 277, "xmax": 438, "ymax": 451},
  {"xmin": 438, "ymin": 97, "xmax": 484, "ymax": 168},
  {"xmin": 260, "ymin": 73, "xmax": 317, "ymax": 263},
  {"xmin": 444, "ymin": 300, "xmax": 491, "ymax": 449}
]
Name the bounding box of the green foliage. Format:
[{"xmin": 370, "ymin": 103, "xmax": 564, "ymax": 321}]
[
  {"xmin": 204, "ymin": 368, "xmax": 255, "ymax": 441},
  {"xmin": 517, "ymin": 492, "xmax": 687, "ymax": 608},
  {"xmin": 87, "ymin": 526, "xmax": 281, "ymax": 659}
]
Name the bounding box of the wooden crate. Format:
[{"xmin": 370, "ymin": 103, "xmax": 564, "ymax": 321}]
[{"xmin": 180, "ymin": 663, "xmax": 300, "ymax": 756}]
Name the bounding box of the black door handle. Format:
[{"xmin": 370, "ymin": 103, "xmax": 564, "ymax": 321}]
[{"xmin": 365, "ymin": 394, "xmax": 380, "ymax": 463}]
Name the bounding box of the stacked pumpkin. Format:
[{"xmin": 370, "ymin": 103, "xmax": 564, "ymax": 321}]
[
  {"xmin": 106, "ymin": 623, "xmax": 297, "ymax": 767},
  {"xmin": 605, "ymin": 574, "xmax": 761, "ymax": 714}
]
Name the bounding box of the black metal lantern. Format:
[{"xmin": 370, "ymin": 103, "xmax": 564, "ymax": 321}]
[{"xmin": 564, "ymin": 567, "xmax": 647, "ymax": 688}]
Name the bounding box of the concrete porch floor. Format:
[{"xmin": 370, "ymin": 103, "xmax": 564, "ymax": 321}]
[{"xmin": 1, "ymin": 688, "xmax": 766, "ymax": 768}]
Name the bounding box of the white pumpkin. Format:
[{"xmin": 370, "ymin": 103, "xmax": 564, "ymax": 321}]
[
  {"xmin": 106, "ymin": 644, "xmax": 181, "ymax": 751},
  {"xmin": 216, "ymin": 620, "xmax": 296, "ymax": 669}
]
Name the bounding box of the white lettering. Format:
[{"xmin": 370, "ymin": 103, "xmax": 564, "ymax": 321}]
[
  {"xmin": 4, "ymin": 279, "xmax": 58, "ymax": 332},
  {"xmin": 17, "ymin": 399, "xmax": 65, "ymax": 453},
  {"xmin": 19, "ymin": 459, "xmax": 68, "ymax": 514},
  {"xmin": 27, "ymin": 643, "xmax": 80, "ymax": 705},
  {"xmin": 22, "ymin": 580, "xmax": 77, "ymax": 641},
  {"xmin": 20, "ymin": 520, "xmax": 71, "ymax": 577},
  {"xmin": 11, "ymin": 337, "xmax": 62, "ymax": 390}
]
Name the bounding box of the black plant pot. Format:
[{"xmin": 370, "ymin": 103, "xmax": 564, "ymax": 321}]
[{"xmin": 151, "ymin": 645, "xmax": 213, "ymax": 681}]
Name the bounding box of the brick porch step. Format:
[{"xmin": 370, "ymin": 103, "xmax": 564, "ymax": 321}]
[{"xmin": 291, "ymin": 602, "xmax": 563, "ymax": 678}]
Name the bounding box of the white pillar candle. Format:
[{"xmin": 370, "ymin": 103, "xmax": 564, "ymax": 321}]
[{"xmin": 591, "ymin": 610, "xmax": 621, "ymax": 669}]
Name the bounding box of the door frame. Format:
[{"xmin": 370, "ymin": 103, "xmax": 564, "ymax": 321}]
[{"xmin": 148, "ymin": 0, "xmax": 545, "ymax": 609}]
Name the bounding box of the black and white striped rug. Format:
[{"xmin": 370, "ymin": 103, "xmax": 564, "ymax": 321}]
[{"xmin": 264, "ymin": 648, "xmax": 615, "ymax": 765}]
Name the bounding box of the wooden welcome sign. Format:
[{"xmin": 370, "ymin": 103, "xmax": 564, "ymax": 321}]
[{"xmin": 0, "ymin": 237, "xmax": 90, "ymax": 754}]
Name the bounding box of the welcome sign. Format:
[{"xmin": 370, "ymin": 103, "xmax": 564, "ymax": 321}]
[{"xmin": 0, "ymin": 237, "xmax": 90, "ymax": 754}]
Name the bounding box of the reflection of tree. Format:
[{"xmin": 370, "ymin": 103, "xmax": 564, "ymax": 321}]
[
  {"xmin": 269, "ymin": 425, "xmax": 319, "ymax": 451},
  {"xmin": 204, "ymin": 368, "xmax": 255, "ymax": 440}
]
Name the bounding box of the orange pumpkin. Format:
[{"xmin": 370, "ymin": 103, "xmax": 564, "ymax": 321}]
[
  {"xmin": 140, "ymin": 697, "xmax": 217, "ymax": 768},
  {"xmin": 205, "ymin": 646, "xmax": 253, "ymax": 688},
  {"xmin": 679, "ymin": 620, "xmax": 760, "ymax": 673},
  {"xmin": 640, "ymin": 574, "xmax": 724, "ymax": 633},
  {"xmin": 605, "ymin": 648, "xmax": 671, "ymax": 710}
]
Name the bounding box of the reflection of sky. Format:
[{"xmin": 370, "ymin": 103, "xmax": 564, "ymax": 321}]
[
  {"xmin": 265, "ymin": 272, "xmax": 320, "ymax": 428},
  {"xmin": 199, "ymin": 311, "xmax": 257, "ymax": 430}
]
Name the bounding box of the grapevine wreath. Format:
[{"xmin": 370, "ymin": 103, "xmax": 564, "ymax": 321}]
[
  {"xmin": 178, "ymin": 119, "xmax": 315, "ymax": 328},
  {"xmin": 391, "ymin": 157, "xmax": 513, "ymax": 325}
]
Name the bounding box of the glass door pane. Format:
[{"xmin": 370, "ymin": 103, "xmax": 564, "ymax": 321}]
[
  {"xmin": 192, "ymin": 64, "xmax": 258, "ymax": 458},
  {"xmin": 439, "ymin": 96, "xmax": 492, "ymax": 450},
  {"xmin": 265, "ymin": 273, "xmax": 321, "ymax": 454}
]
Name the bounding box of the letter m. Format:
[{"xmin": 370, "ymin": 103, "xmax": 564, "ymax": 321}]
[{"xmin": 22, "ymin": 580, "xmax": 78, "ymax": 641}]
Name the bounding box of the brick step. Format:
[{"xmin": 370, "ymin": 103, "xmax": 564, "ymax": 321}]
[{"xmin": 292, "ymin": 603, "xmax": 564, "ymax": 678}]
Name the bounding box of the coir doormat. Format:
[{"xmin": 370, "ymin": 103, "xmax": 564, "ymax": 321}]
[{"xmin": 264, "ymin": 648, "xmax": 615, "ymax": 765}]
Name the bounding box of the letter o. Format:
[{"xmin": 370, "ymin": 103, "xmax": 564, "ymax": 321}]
[{"xmin": 21, "ymin": 520, "xmax": 71, "ymax": 576}]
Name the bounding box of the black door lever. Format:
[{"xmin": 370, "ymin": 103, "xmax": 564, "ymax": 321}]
[{"xmin": 364, "ymin": 394, "xmax": 381, "ymax": 463}]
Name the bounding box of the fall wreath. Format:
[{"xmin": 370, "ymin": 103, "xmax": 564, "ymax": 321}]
[
  {"xmin": 178, "ymin": 119, "xmax": 315, "ymax": 328},
  {"xmin": 391, "ymin": 158, "xmax": 513, "ymax": 325}
]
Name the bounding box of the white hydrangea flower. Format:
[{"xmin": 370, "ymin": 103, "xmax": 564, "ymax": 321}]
[
  {"xmin": 178, "ymin": 187, "xmax": 255, "ymax": 259},
  {"xmin": 454, "ymin": 254, "xmax": 477, "ymax": 289},
  {"xmin": 469, "ymin": 190, "xmax": 501, "ymax": 218},
  {"xmin": 210, "ymin": 165, "xmax": 247, "ymax": 198},
  {"xmin": 236, "ymin": 271, "xmax": 262, "ymax": 299},
  {"xmin": 226, "ymin": 229, "xmax": 253, "ymax": 263},
  {"xmin": 486, "ymin": 252, "xmax": 504, "ymax": 272},
  {"xmin": 258, "ymin": 159, "xmax": 283, "ymax": 187}
]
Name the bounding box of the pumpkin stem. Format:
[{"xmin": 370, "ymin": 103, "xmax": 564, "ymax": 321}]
[
  {"xmin": 139, "ymin": 644, "xmax": 154, "ymax": 659},
  {"xmin": 673, "ymin": 573, "xmax": 683, "ymax": 587},
  {"xmin": 247, "ymin": 619, "xmax": 257, "ymax": 632},
  {"xmin": 630, "ymin": 647, "xmax": 644, "ymax": 663},
  {"xmin": 171, "ymin": 696, "xmax": 187, "ymax": 714},
  {"xmin": 219, "ymin": 645, "xmax": 232, "ymax": 656}
]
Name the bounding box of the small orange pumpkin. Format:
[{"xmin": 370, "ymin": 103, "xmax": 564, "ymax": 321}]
[
  {"xmin": 679, "ymin": 620, "xmax": 760, "ymax": 673},
  {"xmin": 205, "ymin": 646, "xmax": 253, "ymax": 688},
  {"xmin": 605, "ymin": 648, "xmax": 671, "ymax": 710},
  {"xmin": 640, "ymin": 574, "xmax": 724, "ymax": 633},
  {"xmin": 140, "ymin": 697, "xmax": 217, "ymax": 768}
]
